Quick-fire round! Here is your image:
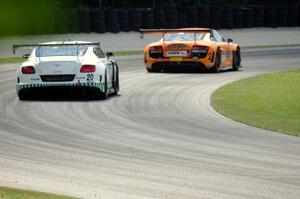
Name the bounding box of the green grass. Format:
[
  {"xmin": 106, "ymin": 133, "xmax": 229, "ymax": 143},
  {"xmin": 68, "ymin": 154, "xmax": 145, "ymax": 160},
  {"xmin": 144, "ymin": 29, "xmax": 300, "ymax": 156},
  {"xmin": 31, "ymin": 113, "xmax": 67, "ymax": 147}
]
[
  {"xmin": 211, "ymin": 70, "xmax": 300, "ymax": 136},
  {"xmin": 0, "ymin": 57, "xmax": 25, "ymax": 64},
  {"xmin": 0, "ymin": 187, "xmax": 78, "ymax": 199}
]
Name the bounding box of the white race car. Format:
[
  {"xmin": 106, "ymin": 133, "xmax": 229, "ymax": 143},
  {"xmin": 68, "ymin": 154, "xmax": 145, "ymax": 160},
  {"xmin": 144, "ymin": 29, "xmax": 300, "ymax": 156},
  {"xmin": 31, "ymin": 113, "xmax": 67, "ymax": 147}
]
[{"xmin": 14, "ymin": 41, "xmax": 119, "ymax": 100}]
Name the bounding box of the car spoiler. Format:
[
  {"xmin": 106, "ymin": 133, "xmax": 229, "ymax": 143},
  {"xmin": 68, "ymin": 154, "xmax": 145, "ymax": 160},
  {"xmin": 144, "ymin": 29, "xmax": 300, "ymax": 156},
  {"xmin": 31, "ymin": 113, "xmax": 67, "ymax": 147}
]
[
  {"xmin": 12, "ymin": 42, "xmax": 100, "ymax": 54},
  {"xmin": 139, "ymin": 28, "xmax": 212, "ymax": 39}
]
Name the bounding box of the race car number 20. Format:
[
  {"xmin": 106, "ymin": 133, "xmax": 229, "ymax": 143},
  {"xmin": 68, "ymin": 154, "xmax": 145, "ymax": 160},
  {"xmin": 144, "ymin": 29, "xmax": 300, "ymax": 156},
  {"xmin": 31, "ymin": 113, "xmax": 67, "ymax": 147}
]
[{"xmin": 87, "ymin": 74, "xmax": 94, "ymax": 81}]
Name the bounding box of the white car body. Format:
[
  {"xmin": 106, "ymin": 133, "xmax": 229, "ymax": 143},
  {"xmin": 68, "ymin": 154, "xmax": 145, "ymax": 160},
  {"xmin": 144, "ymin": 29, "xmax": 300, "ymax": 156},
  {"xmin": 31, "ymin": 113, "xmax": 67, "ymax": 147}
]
[{"xmin": 15, "ymin": 41, "xmax": 119, "ymax": 100}]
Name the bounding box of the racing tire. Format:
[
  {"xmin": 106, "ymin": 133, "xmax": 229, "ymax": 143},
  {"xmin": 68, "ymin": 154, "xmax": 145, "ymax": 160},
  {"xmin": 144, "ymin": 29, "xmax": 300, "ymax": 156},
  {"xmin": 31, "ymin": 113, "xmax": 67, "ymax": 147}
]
[
  {"xmin": 18, "ymin": 91, "xmax": 27, "ymax": 101},
  {"xmin": 232, "ymin": 47, "xmax": 241, "ymax": 71},
  {"xmin": 211, "ymin": 50, "xmax": 221, "ymax": 73},
  {"xmin": 146, "ymin": 67, "xmax": 156, "ymax": 73},
  {"xmin": 113, "ymin": 66, "xmax": 119, "ymax": 95}
]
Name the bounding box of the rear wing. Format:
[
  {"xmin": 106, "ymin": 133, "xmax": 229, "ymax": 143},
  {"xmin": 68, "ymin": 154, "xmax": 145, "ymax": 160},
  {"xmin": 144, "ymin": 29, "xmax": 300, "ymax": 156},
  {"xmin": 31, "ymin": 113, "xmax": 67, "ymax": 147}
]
[
  {"xmin": 139, "ymin": 28, "xmax": 212, "ymax": 39},
  {"xmin": 12, "ymin": 42, "xmax": 100, "ymax": 54}
]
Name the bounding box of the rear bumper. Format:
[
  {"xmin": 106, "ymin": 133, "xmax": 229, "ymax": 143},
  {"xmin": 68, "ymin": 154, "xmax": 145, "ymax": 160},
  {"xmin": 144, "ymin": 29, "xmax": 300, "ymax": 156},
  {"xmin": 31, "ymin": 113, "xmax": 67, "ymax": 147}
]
[
  {"xmin": 16, "ymin": 82, "xmax": 106, "ymax": 93},
  {"xmin": 145, "ymin": 55, "xmax": 214, "ymax": 70}
]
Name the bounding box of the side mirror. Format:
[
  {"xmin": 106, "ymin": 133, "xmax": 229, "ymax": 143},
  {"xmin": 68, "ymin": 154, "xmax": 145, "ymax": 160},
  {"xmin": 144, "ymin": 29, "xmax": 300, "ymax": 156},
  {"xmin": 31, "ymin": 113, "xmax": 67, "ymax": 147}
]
[
  {"xmin": 227, "ymin": 38, "xmax": 233, "ymax": 43},
  {"xmin": 106, "ymin": 52, "xmax": 113, "ymax": 57},
  {"xmin": 23, "ymin": 53, "xmax": 30, "ymax": 59}
]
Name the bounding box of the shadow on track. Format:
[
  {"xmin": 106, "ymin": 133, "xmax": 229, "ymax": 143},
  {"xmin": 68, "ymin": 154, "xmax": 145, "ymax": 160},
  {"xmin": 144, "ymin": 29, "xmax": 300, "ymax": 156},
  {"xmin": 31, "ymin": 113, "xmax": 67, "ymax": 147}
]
[{"xmin": 18, "ymin": 87, "xmax": 120, "ymax": 101}]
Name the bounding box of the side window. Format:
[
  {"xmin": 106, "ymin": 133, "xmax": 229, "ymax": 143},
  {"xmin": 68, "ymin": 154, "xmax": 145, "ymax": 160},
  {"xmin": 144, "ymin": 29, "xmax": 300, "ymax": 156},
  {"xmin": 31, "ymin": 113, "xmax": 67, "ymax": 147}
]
[
  {"xmin": 93, "ymin": 47, "xmax": 105, "ymax": 58},
  {"xmin": 212, "ymin": 30, "xmax": 223, "ymax": 42}
]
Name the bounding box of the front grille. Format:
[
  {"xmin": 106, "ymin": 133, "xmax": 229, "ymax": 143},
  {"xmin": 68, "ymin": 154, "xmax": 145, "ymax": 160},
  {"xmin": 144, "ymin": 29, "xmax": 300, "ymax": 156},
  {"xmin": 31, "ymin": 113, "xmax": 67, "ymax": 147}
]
[{"xmin": 40, "ymin": 75, "xmax": 75, "ymax": 82}]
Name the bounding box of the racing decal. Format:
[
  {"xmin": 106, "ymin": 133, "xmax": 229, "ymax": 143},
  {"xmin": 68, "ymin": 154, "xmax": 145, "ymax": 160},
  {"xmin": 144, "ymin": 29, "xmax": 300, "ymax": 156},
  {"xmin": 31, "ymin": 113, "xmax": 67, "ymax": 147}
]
[
  {"xmin": 87, "ymin": 74, "xmax": 94, "ymax": 81},
  {"xmin": 166, "ymin": 51, "xmax": 188, "ymax": 57}
]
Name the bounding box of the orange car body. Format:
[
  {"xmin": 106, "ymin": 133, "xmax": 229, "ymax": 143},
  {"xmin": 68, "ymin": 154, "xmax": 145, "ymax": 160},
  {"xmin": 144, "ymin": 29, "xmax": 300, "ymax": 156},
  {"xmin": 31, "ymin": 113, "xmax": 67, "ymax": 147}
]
[{"xmin": 140, "ymin": 28, "xmax": 241, "ymax": 72}]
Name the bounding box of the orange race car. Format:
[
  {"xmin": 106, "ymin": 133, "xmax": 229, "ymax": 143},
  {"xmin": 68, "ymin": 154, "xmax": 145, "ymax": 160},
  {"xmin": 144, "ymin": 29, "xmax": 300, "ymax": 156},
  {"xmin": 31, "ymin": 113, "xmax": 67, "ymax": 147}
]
[{"xmin": 140, "ymin": 28, "xmax": 241, "ymax": 72}]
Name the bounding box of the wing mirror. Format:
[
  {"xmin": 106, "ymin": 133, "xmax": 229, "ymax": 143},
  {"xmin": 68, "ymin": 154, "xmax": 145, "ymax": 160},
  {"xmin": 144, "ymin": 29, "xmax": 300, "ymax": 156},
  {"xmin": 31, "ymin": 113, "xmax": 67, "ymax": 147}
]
[
  {"xmin": 106, "ymin": 52, "xmax": 114, "ymax": 57},
  {"xmin": 23, "ymin": 53, "xmax": 30, "ymax": 59},
  {"xmin": 227, "ymin": 38, "xmax": 233, "ymax": 43}
]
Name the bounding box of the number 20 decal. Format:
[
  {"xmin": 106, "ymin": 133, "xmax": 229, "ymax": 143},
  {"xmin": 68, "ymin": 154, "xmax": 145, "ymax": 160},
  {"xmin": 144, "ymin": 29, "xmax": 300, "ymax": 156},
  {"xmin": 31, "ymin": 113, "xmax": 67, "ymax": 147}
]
[{"xmin": 87, "ymin": 74, "xmax": 94, "ymax": 81}]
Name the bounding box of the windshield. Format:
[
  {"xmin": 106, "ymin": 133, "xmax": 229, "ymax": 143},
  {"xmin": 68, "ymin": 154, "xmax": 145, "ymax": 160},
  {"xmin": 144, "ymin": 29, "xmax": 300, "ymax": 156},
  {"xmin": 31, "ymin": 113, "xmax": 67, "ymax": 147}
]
[
  {"xmin": 164, "ymin": 33, "xmax": 207, "ymax": 42},
  {"xmin": 36, "ymin": 46, "xmax": 87, "ymax": 57}
]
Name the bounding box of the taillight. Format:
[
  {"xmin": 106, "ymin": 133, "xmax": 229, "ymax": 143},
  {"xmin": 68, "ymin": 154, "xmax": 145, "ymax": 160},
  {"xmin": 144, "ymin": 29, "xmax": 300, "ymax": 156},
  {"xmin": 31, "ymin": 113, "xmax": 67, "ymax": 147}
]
[
  {"xmin": 21, "ymin": 66, "xmax": 35, "ymax": 74},
  {"xmin": 192, "ymin": 45, "xmax": 208, "ymax": 53},
  {"xmin": 80, "ymin": 65, "xmax": 96, "ymax": 73},
  {"xmin": 149, "ymin": 46, "xmax": 163, "ymax": 53}
]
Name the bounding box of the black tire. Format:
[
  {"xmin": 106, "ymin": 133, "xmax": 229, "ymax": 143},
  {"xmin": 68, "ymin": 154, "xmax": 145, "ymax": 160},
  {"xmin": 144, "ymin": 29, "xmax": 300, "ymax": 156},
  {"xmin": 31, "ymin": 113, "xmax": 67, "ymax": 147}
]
[
  {"xmin": 18, "ymin": 91, "xmax": 27, "ymax": 101},
  {"xmin": 113, "ymin": 66, "xmax": 119, "ymax": 95},
  {"xmin": 100, "ymin": 70, "xmax": 108, "ymax": 99},
  {"xmin": 146, "ymin": 67, "xmax": 156, "ymax": 73},
  {"xmin": 211, "ymin": 50, "xmax": 221, "ymax": 73},
  {"xmin": 232, "ymin": 47, "xmax": 241, "ymax": 71}
]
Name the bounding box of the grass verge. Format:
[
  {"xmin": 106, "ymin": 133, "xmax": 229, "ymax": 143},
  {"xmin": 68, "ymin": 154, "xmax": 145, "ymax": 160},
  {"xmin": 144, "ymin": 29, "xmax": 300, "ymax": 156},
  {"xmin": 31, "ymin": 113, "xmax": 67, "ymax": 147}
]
[
  {"xmin": 0, "ymin": 187, "xmax": 78, "ymax": 199},
  {"xmin": 211, "ymin": 70, "xmax": 300, "ymax": 136},
  {"xmin": 0, "ymin": 57, "xmax": 25, "ymax": 64}
]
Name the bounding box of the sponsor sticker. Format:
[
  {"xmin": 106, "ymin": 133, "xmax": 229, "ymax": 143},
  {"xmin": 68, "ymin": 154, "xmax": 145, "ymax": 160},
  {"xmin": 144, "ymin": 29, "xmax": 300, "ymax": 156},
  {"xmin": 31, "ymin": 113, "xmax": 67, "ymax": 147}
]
[{"xmin": 166, "ymin": 51, "xmax": 188, "ymax": 57}]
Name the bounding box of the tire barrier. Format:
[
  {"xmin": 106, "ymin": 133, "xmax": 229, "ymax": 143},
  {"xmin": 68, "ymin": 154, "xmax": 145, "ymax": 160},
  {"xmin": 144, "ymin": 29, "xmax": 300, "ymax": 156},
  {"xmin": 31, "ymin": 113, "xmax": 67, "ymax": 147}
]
[
  {"xmin": 233, "ymin": 6, "xmax": 243, "ymax": 29},
  {"xmin": 197, "ymin": 6, "xmax": 210, "ymax": 28},
  {"xmin": 6, "ymin": 4, "xmax": 300, "ymax": 36},
  {"xmin": 105, "ymin": 8, "xmax": 120, "ymax": 33},
  {"xmin": 178, "ymin": 11, "xmax": 188, "ymax": 28},
  {"xmin": 276, "ymin": 6, "xmax": 287, "ymax": 27},
  {"xmin": 209, "ymin": 6, "xmax": 221, "ymax": 29},
  {"xmin": 153, "ymin": 6, "xmax": 165, "ymax": 29},
  {"xmin": 90, "ymin": 8, "xmax": 106, "ymax": 33},
  {"xmin": 141, "ymin": 8, "xmax": 154, "ymax": 29},
  {"xmin": 118, "ymin": 9, "xmax": 130, "ymax": 32},
  {"xmin": 184, "ymin": 6, "xmax": 198, "ymax": 27},
  {"xmin": 287, "ymin": 5, "xmax": 298, "ymax": 27},
  {"xmin": 78, "ymin": 7, "xmax": 91, "ymax": 33},
  {"xmin": 129, "ymin": 8, "xmax": 142, "ymax": 31},
  {"xmin": 54, "ymin": 9, "xmax": 68, "ymax": 34},
  {"xmin": 67, "ymin": 8, "xmax": 79, "ymax": 33},
  {"xmin": 252, "ymin": 5, "xmax": 264, "ymax": 27},
  {"xmin": 164, "ymin": 4, "xmax": 178, "ymax": 28},
  {"xmin": 243, "ymin": 7, "xmax": 254, "ymax": 28},
  {"xmin": 221, "ymin": 6, "xmax": 234, "ymax": 29},
  {"xmin": 264, "ymin": 5, "xmax": 277, "ymax": 27}
]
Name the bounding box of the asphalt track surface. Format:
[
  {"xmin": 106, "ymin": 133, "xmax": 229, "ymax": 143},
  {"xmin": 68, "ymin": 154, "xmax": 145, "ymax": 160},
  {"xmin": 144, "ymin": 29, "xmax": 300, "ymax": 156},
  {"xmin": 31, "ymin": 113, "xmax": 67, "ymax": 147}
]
[{"xmin": 0, "ymin": 48, "xmax": 300, "ymax": 199}]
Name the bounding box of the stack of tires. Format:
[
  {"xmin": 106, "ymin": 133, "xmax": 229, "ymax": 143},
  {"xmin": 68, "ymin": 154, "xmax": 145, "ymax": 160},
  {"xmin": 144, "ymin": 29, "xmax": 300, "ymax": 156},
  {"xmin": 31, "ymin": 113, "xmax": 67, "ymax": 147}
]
[
  {"xmin": 141, "ymin": 8, "xmax": 154, "ymax": 29},
  {"xmin": 251, "ymin": 5, "xmax": 264, "ymax": 27},
  {"xmin": 67, "ymin": 8, "xmax": 79, "ymax": 33},
  {"xmin": 185, "ymin": 6, "xmax": 198, "ymax": 27},
  {"xmin": 105, "ymin": 8, "xmax": 120, "ymax": 33},
  {"xmin": 287, "ymin": 5, "xmax": 298, "ymax": 27},
  {"xmin": 209, "ymin": 6, "xmax": 221, "ymax": 29},
  {"xmin": 153, "ymin": 6, "xmax": 165, "ymax": 29},
  {"xmin": 221, "ymin": 6, "xmax": 234, "ymax": 29},
  {"xmin": 264, "ymin": 5, "xmax": 277, "ymax": 27},
  {"xmin": 177, "ymin": 7, "xmax": 188, "ymax": 28},
  {"xmin": 233, "ymin": 6, "xmax": 243, "ymax": 28},
  {"xmin": 242, "ymin": 7, "xmax": 254, "ymax": 28},
  {"xmin": 164, "ymin": 4, "xmax": 178, "ymax": 28},
  {"xmin": 78, "ymin": 7, "xmax": 90, "ymax": 33},
  {"xmin": 276, "ymin": 6, "xmax": 287, "ymax": 27},
  {"xmin": 129, "ymin": 8, "xmax": 142, "ymax": 31},
  {"xmin": 118, "ymin": 9, "xmax": 130, "ymax": 32},
  {"xmin": 197, "ymin": 6, "xmax": 210, "ymax": 28},
  {"xmin": 90, "ymin": 8, "xmax": 106, "ymax": 33}
]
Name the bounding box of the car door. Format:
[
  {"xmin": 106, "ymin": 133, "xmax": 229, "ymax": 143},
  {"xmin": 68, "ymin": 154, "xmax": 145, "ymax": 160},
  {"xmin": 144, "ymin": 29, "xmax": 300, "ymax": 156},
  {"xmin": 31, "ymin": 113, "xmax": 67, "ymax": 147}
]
[
  {"xmin": 94, "ymin": 47, "xmax": 113, "ymax": 85},
  {"xmin": 212, "ymin": 30, "xmax": 231, "ymax": 68}
]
